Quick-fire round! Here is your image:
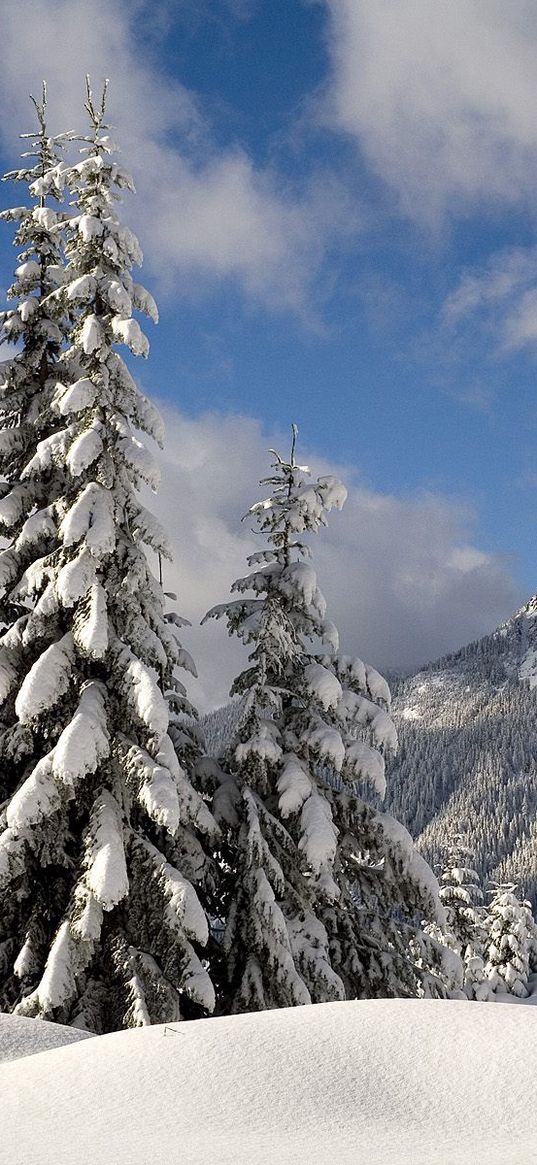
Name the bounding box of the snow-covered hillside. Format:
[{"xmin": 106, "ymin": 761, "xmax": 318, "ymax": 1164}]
[
  {"xmin": 388, "ymin": 594, "xmax": 537, "ymax": 899},
  {"xmin": 1, "ymin": 999, "xmax": 536, "ymax": 1164}
]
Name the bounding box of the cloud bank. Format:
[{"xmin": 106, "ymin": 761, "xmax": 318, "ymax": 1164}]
[{"xmin": 152, "ymin": 407, "xmax": 523, "ymax": 708}]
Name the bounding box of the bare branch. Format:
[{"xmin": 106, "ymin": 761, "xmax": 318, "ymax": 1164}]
[{"xmin": 28, "ymin": 80, "xmax": 48, "ymax": 138}]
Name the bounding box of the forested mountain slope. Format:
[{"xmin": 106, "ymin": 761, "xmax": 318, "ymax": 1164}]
[
  {"xmin": 387, "ymin": 595, "xmax": 537, "ymax": 902},
  {"xmin": 201, "ymin": 595, "xmax": 537, "ymax": 903}
]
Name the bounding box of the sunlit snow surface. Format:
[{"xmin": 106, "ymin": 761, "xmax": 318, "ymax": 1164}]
[{"xmin": 1, "ymin": 999, "xmax": 537, "ymax": 1163}]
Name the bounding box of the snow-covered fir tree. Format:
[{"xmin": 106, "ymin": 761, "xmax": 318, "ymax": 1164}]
[
  {"xmin": 204, "ymin": 429, "xmax": 452, "ymax": 1011},
  {"xmin": 0, "ymin": 82, "xmax": 217, "ymax": 1032},
  {"xmin": 437, "ymin": 838, "xmax": 484, "ymax": 954},
  {"xmin": 484, "ymin": 883, "xmax": 536, "ymax": 999},
  {"xmin": 433, "ymin": 837, "xmax": 490, "ymax": 999}
]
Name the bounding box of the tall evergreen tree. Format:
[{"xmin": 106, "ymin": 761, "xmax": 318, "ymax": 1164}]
[
  {"xmin": 204, "ymin": 430, "xmax": 450, "ymax": 1011},
  {"xmin": 0, "ymin": 82, "xmax": 217, "ymax": 1031}
]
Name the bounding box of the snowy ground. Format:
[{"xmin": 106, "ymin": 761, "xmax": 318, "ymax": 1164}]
[{"xmin": 1, "ymin": 999, "xmax": 537, "ymax": 1164}]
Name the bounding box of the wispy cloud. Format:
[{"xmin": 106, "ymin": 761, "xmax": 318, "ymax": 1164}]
[{"xmin": 442, "ymin": 245, "xmax": 537, "ymax": 353}]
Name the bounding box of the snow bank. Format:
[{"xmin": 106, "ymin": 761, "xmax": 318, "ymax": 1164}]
[
  {"xmin": 1, "ymin": 999, "xmax": 536, "ymax": 1163},
  {"xmin": 0, "ymin": 1013, "xmax": 91, "ymax": 1063}
]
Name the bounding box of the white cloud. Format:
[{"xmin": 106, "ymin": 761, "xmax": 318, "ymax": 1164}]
[
  {"xmin": 322, "ymin": 0, "xmax": 537, "ymax": 221},
  {"xmin": 442, "ymin": 245, "xmax": 537, "ymax": 352},
  {"xmin": 151, "ymin": 405, "xmax": 523, "ymax": 709},
  {"xmin": 0, "ymin": 0, "xmax": 355, "ymax": 313}
]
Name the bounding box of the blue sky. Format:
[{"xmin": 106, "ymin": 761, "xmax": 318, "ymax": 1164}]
[{"xmin": 1, "ymin": 0, "xmax": 537, "ymax": 703}]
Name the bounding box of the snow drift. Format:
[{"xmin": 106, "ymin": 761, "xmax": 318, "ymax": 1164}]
[
  {"xmin": 0, "ymin": 1013, "xmax": 91, "ymax": 1064},
  {"xmin": 1, "ymin": 998, "xmax": 536, "ymax": 1164}
]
